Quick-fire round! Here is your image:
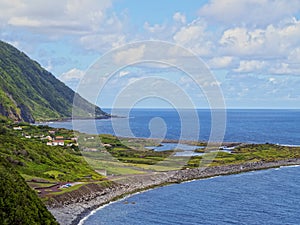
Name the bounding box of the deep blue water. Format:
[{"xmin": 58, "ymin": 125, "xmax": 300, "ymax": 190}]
[
  {"xmin": 81, "ymin": 166, "xmax": 300, "ymax": 225},
  {"xmin": 43, "ymin": 109, "xmax": 300, "ymax": 224},
  {"xmin": 42, "ymin": 109, "xmax": 300, "ymax": 145}
]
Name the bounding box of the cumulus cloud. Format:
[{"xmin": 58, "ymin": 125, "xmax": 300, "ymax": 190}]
[
  {"xmin": 114, "ymin": 44, "xmax": 146, "ymax": 65},
  {"xmin": 144, "ymin": 22, "xmax": 166, "ymax": 33},
  {"xmin": 207, "ymin": 56, "xmax": 234, "ymax": 69},
  {"xmin": 173, "ymin": 19, "xmax": 213, "ymax": 56},
  {"xmin": 173, "ymin": 12, "xmax": 186, "ymax": 24},
  {"xmin": 199, "ymin": 0, "xmax": 300, "ymax": 27},
  {"xmin": 2, "ymin": 0, "xmax": 300, "ymax": 100},
  {"xmin": 80, "ymin": 33, "xmax": 126, "ymax": 51},
  {"xmin": 0, "ymin": 0, "xmax": 128, "ymax": 53},
  {"xmin": 269, "ymin": 62, "xmax": 300, "ymax": 75},
  {"xmin": 218, "ymin": 19, "xmax": 300, "ymax": 75},
  {"xmin": 59, "ymin": 68, "xmax": 85, "ymax": 82},
  {"xmin": 1, "ymin": 0, "xmax": 112, "ymax": 34},
  {"xmin": 234, "ymin": 60, "xmax": 266, "ymax": 73}
]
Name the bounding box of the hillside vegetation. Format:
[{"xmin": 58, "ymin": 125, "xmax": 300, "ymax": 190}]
[
  {"xmin": 0, "ymin": 116, "xmax": 103, "ymax": 182},
  {"xmin": 0, "ymin": 40, "xmax": 108, "ymax": 122},
  {"xmin": 0, "ymin": 155, "xmax": 59, "ymax": 225}
]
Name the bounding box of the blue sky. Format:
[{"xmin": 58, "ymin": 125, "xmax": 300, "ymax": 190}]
[{"xmin": 1, "ymin": 0, "xmax": 300, "ymax": 109}]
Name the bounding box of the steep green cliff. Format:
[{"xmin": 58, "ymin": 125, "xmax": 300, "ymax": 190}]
[{"xmin": 0, "ymin": 40, "xmax": 108, "ymax": 122}]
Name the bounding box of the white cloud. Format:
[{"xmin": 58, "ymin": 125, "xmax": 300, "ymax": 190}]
[
  {"xmin": 288, "ymin": 48, "xmax": 300, "ymax": 63},
  {"xmin": 144, "ymin": 22, "xmax": 166, "ymax": 33},
  {"xmin": 268, "ymin": 77, "xmax": 277, "ymax": 84},
  {"xmin": 80, "ymin": 33, "xmax": 126, "ymax": 51},
  {"xmin": 173, "ymin": 19, "xmax": 206, "ymax": 44},
  {"xmin": 0, "ymin": 0, "xmax": 127, "ymax": 53},
  {"xmin": 142, "ymin": 21, "xmax": 180, "ymax": 41},
  {"xmin": 269, "ymin": 62, "xmax": 300, "ymax": 75},
  {"xmin": 1, "ymin": 0, "xmax": 112, "ymax": 34},
  {"xmin": 234, "ymin": 60, "xmax": 266, "ymax": 73},
  {"xmin": 114, "ymin": 44, "xmax": 146, "ymax": 65},
  {"xmin": 199, "ymin": 0, "xmax": 300, "ymax": 27},
  {"xmin": 220, "ymin": 27, "xmax": 265, "ymax": 56},
  {"xmin": 207, "ymin": 56, "xmax": 234, "ymax": 69},
  {"xmin": 173, "ymin": 19, "xmax": 213, "ymax": 56},
  {"xmin": 119, "ymin": 70, "xmax": 130, "ymax": 77},
  {"xmin": 173, "ymin": 12, "xmax": 186, "ymax": 24},
  {"xmin": 59, "ymin": 68, "xmax": 85, "ymax": 82},
  {"xmin": 219, "ymin": 19, "xmax": 300, "ymax": 58}
]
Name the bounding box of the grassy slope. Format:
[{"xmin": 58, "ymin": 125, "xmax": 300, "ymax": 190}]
[
  {"xmin": 0, "ymin": 40, "xmax": 107, "ymax": 122},
  {"xmin": 0, "ymin": 118, "xmax": 103, "ymax": 182}
]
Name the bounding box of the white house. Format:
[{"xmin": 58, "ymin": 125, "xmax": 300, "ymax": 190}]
[{"xmin": 52, "ymin": 140, "xmax": 64, "ymax": 146}]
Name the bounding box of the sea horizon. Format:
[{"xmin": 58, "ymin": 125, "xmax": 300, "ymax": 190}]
[{"xmin": 43, "ymin": 108, "xmax": 300, "ymax": 146}]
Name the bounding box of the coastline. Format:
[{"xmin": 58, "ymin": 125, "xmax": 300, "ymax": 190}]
[{"xmin": 47, "ymin": 158, "xmax": 300, "ymax": 225}]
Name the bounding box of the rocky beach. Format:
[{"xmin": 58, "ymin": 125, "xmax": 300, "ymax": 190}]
[{"xmin": 47, "ymin": 158, "xmax": 300, "ymax": 225}]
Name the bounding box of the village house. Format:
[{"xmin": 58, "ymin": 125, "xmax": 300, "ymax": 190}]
[
  {"xmin": 46, "ymin": 140, "xmax": 65, "ymax": 146},
  {"xmin": 41, "ymin": 135, "xmax": 52, "ymax": 141},
  {"xmin": 13, "ymin": 126, "xmax": 22, "ymax": 130},
  {"xmin": 55, "ymin": 136, "xmax": 64, "ymax": 140},
  {"xmin": 103, "ymin": 143, "xmax": 112, "ymax": 147},
  {"xmin": 52, "ymin": 140, "xmax": 64, "ymax": 146}
]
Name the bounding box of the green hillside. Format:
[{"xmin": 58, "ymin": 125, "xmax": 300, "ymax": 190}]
[
  {"xmin": 0, "ymin": 40, "xmax": 108, "ymax": 122},
  {"xmin": 0, "ymin": 117, "xmax": 103, "ymax": 182},
  {"xmin": 0, "ymin": 156, "xmax": 59, "ymax": 225}
]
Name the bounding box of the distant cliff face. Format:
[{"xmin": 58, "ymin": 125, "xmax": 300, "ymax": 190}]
[{"xmin": 0, "ymin": 40, "xmax": 108, "ymax": 122}]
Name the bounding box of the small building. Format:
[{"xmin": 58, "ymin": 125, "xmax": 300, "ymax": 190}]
[
  {"xmin": 13, "ymin": 126, "xmax": 22, "ymax": 130},
  {"xmin": 103, "ymin": 143, "xmax": 112, "ymax": 148},
  {"xmin": 49, "ymin": 130, "xmax": 56, "ymax": 134},
  {"xmin": 41, "ymin": 136, "xmax": 52, "ymax": 141},
  {"xmin": 55, "ymin": 136, "xmax": 64, "ymax": 140},
  {"xmin": 52, "ymin": 140, "xmax": 64, "ymax": 146},
  {"xmin": 46, "ymin": 142, "xmax": 53, "ymax": 146},
  {"xmin": 46, "ymin": 136, "xmax": 52, "ymax": 141}
]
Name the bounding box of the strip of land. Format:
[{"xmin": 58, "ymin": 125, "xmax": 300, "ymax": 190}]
[
  {"xmin": 2, "ymin": 120, "xmax": 300, "ymax": 225},
  {"xmin": 47, "ymin": 158, "xmax": 300, "ymax": 225}
]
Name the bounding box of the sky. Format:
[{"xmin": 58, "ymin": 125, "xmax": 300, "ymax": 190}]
[{"xmin": 1, "ymin": 0, "xmax": 300, "ymax": 109}]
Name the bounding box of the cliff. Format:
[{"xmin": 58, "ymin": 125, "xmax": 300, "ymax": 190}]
[{"xmin": 0, "ymin": 40, "xmax": 108, "ymax": 122}]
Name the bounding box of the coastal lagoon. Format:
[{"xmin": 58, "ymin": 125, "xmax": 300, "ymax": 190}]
[{"xmin": 82, "ymin": 165, "xmax": 300, "ymax": 225}]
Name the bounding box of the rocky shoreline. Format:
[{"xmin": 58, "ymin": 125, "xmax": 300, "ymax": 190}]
[{"xmin": 47, "ymin": 158, "xmax": 300, "ymax": 225}]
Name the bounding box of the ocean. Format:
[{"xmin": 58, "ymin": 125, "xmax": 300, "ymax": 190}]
[
  {"xmin": 44, "ymin": 109, "xmax": 300, "ymax": 145},
  {"xmin": 42, "ymin": 109, "xmax": 300, "ymax": 225},
  {"xmin": 81, "ymin": 165, "xmax": 300, "ymax": 225}
]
